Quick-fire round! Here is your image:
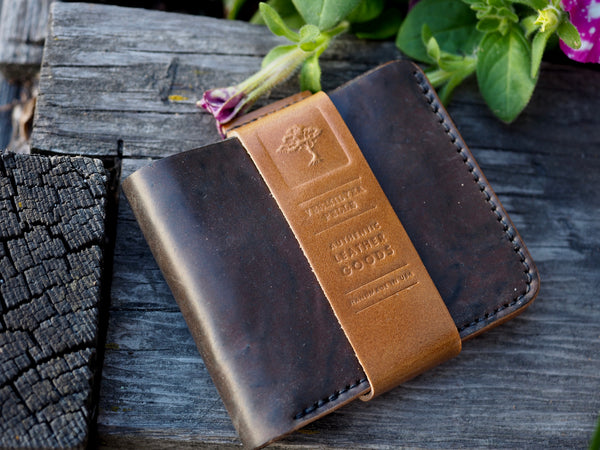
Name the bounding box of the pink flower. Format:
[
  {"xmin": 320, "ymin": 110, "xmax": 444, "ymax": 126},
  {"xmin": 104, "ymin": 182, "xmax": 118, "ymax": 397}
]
[
  {"xmin": 198, "ymin": 87, "xmax": 246, "ymax": 137},
  {"xmin": 561, "ymin": 0, "xmax": 600, "ymax": 62},
  {"xmin": 198, "ymin": 46, "xmax": 310, "ymax": 138}
]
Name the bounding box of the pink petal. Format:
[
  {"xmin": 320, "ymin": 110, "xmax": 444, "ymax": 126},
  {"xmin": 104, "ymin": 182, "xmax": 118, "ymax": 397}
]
[
  {"xmin": 198, "ymin": 87, "xmax": 247, "ymax": 137},
  {"xmin": 561, "ymin": 0, "xmax": 600, "ymax": 63}
]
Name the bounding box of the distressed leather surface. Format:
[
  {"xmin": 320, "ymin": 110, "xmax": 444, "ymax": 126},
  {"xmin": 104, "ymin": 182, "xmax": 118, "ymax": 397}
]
[
  {"xmin": 122, "ymin": 61, "xmax": 539, "ymax": 449},
  {"xmin": 124, "ymin": 140, "xmax": 367, "ymax": 447}
]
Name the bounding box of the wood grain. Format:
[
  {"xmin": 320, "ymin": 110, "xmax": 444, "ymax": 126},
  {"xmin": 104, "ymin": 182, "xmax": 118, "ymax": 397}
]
[
  {"xmin": 0, "ymin": 0, "xmax": 54, "ymax": 80},
  {"xmin": 0, "ymin": 75, "xmax": 19, "ymax": 149},
  {"xmin": 30, "ymin": 2, "xmax": 600, "ymax": 449},
  {"xmin": 31, "ymin": 2, "xmax": 399, "ymax": 158}
]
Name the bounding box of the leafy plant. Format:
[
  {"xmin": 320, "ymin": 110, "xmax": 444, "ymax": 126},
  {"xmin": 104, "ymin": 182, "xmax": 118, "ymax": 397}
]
[
  {"xmin": 397, "ymin": 0, "xmax": 581, "ymax": 122},
  {"xmin": 591, "ymin": 413, "xmax": 600, "ymax": 450},
  {"xmin": 200, "ymin": 0, "xmax": 586, "ymax": 132}
]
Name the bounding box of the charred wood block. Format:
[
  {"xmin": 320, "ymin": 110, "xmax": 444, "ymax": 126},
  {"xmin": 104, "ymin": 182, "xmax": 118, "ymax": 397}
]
[{"xmin": 0, "ymin": 152, "xmax": 107, "ymax": 449}]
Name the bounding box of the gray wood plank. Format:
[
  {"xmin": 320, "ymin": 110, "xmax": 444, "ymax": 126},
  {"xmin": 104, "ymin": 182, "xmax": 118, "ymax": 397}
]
[
  {"xmin": 0, "ymin": 75, "xmax": 19, "ymax": 149},
  {"xmin": 31, "ymin": 3, "xmax": 599, "ymax": 161},
  {"xmin": 31, "ymin": 2, "xmax": 400, "ymax": 158},
  {"xmin": 30, "ymin": 2, "xmax": 600, "ymax": 449},
  {"xmin": 0, "ymin": 0, "xmax": 54, "ymax": 80}
]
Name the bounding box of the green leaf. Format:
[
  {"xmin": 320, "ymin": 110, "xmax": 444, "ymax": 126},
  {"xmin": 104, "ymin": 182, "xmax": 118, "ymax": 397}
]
[
  {"xmin": 346, "ymin": 0, "xmax": 385, "ymax": 24},
  {"xmin": 496, "ymin": 6, "xmax": 518, "ymax": 23},
  {"xmin": 438, "ymin": 54, "xmax": 475, "ymax": 72},
  {"xmin": 476, "ymin": 28, "xmax": 537, "ymax": 123},
  {"xmin": 477, "ymin": 17, "xmax": 503, "ymax": 33},
  {"xmin": 300, "ymin": 53, "xmax": 322, "ymax": 92},
  {"xmin": 291, "ymin": 0, "xmax": 320, "ymax": 26},
  {"xmin": 557, "ymin": 20, "xmax": 582, "ymax": 49},
  {"xmin": 261, "ymin": 44, "xmax": 297, "ymax": 68},
  {"xmin": 396, "ymin": 0, "xmax": 482, "ymax": 63},
  {"xmin": 439, "ymin": 73, "xmax": 465, "ymax": 105},
  {"xmin": 421, "ymin": 22, "xmax": 434, "ymax": 43},
  {"xmin": 469, "ymin": 4, "xmax": 492, "ymax": 14},
  {"xmin": 292, "ymin": 0, "xmax": 361, "ymax": 30},
  {"xmin": 521, "ymin": 15, "xmax": 539, "ymax": 38},
  {"xmin": 590, "ymin": 414, "xmax": 600, "ymax": 450},
  {"xmin": 251, "ymin": 0, "xmax": 306, "ymax": 29},
  {"xmin": 423, "ymin": 25, "xmax": 441, "ymax": 62},
  {"xmin": 299, "ymin": 24, "xmax": 321, "ymax": 50},
  {"xmin": 510, "ymin": 0, "xmax": 548, "ymax": 11},
  {"xmin": 260, "ymin": 3, "xmax": 300, "ymax": 41},
  {"xmin": 352, "ymin": 7, "xmax": 403, "ymax": 40},
  {"xmin": 530, "ymin": 29, "xmax": 551, "ymax": 78}
]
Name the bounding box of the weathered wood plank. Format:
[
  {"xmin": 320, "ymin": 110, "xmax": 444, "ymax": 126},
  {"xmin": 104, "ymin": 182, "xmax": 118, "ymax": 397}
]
[
  {"xmin": 0, "ymin": 152, "xmax": 107, "ymax": 448},
  {"xmin": 31, "ymin": 3, "xmax": 600, "ymax": 160},
  {"xmin": 31, "ymin": 2, "xmax": 400, "ymax": 157},
  {"xmin": 451, "ymin": 65, "xmax": 600, "ymax": 153},
  {"xmin": 0, "ymin": 75, "xmax": 20, "ymax": 149},
  {"xmin": 0, "ymin": 0, "xmax": 54, "ymax": 80},
  {"xmin": 30, "ymin": 2, "xmax": 600, "ymax": 449}
]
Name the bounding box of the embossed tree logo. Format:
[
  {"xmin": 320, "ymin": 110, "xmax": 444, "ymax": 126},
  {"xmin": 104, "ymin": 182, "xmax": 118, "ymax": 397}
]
[{"xmin": 276, "ymin": 125, "xmax": 323, "ymax": 166}]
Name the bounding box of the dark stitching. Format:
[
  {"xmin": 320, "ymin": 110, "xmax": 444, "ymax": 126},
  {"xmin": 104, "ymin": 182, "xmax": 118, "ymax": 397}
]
[
  {"xmin": 411, "ymin": 70, "xmax": 533, "ymax": 333},
  {"xmin": 293, "ymin": 378, "xmax": 368, "ymax": 420}
]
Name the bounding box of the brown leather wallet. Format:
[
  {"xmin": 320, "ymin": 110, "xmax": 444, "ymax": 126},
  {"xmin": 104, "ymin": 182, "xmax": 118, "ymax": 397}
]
[{"xmin": 122, "ymin": 61, "xmax": 539, "ymax": 449}]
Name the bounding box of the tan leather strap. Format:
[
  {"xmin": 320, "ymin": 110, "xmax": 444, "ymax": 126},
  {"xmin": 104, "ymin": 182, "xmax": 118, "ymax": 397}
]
[{"xmin": 228, "ymin": 92, "xmax": 461, "ymax": 399}]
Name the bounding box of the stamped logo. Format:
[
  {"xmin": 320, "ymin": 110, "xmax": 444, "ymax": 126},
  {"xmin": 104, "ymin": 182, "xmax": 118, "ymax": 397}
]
[
  {"xmin": 276, "ymin": 125, "xmax": 323, "ymax": 166},
  {"xmin": 255, "ymin": 110, "xmax": 349, "ymax": 189}
]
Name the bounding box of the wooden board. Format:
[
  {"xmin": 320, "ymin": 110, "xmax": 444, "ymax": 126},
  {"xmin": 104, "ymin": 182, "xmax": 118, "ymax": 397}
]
[
  {"xmin": 0, "ymin": 0, "xmax": 54, "ymax": 80},
  {"xmin": 31, "ymin": 2, "xmax": 399, "ymax": 158},
  {"xmin": 0, "ymin": 75, "xmax": 19, "ymax": 149},
  {"xmin": 31, "ymin": 2, "xmax": 600, "ymax": 449}
]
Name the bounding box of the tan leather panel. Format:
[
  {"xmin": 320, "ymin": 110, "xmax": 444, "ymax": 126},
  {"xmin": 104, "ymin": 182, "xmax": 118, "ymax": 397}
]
[
  {"xmin": 223, "ymin": 91, "xmax": 311, "ymax": 134},
  {"xmin": 229, "ymin": 92, "xmax": 461, "ymax": 399}
]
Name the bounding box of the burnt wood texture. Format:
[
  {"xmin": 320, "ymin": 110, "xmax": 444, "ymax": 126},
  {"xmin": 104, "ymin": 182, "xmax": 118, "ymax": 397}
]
[
  {"xmin": 29, "ymin": 2, "xmax": 600, "ymax": 449},
  {"xmin": 0, "ymin": 152, "xmax": 107, "ymax": 448}
]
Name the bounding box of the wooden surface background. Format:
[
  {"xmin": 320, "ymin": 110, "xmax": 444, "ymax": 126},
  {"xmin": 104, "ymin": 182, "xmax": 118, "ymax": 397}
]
[
  {"xmin": 30, "ymin": 2, "xmax": 600, "ymax": 448},
  {"xmin": 0, "ymin": 0, "xmax": 53, "ymax": 80},
  {"xmin": 0, "ymin": 75, "xmax": 18, "ymax": 149}
]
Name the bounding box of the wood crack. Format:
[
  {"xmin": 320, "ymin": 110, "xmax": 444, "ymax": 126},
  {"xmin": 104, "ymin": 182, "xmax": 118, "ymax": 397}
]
[{"xmin": 0, "ymin": 152, "xmax": 107, "ymax": 449}]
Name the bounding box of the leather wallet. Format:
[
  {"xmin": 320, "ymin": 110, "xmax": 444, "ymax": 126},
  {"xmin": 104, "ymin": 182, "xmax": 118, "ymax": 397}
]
[{"xmin": 122, "ymin": 60, "xmax": 539, "ymax": 449}]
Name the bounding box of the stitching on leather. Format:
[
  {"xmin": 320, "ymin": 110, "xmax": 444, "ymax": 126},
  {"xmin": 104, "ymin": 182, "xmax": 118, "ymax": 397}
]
[
  {"xmin": 412, "ymin": 70, "xmax": 533, "ymax": 333},
  {"xmin": 293, "ymin": 378, "xmax": 368, "ymax": 420},
  {"xmin": 288, "ymin": 72, "xmax": 532, "ymax": 420}
]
